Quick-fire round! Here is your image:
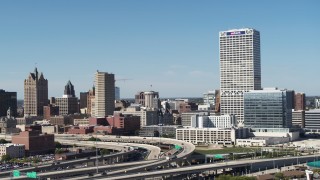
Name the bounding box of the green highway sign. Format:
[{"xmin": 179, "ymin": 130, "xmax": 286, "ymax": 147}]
[
  {"xmin": 13, "ymin": 170, "xmax": 20, "ymax": 177},
  {"xmin": 27, "ymin": 171, "xmax": 37, "ymax": 178}
]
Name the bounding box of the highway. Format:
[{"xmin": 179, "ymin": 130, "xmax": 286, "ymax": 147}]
[
  {"xmin": 0, "ymin": 134, "xmax": 196, "ymax": 179},
  {"xmin": 90, "ymin": 154, "xmax": 320, "ymax": 180},
  {"xmin": 1, "ymin": 160, "xmax": 159, "ymax": 180}
]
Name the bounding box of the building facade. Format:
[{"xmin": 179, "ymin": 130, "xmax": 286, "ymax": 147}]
[
  {"xmin": 219, "ymin": 28, "xmax": 261, "ymax": 125},
  {"xmin": 0, "ymin": 89, "xmax": 17, "ymax": 117},
  {"xmin": 43, "ymin": 105, "xmax": 59, "ymax": 120},
  {"xmin": 203, "ymin": 91, "xmax": 215, "ymax": 105},
  {"xmin": 295, "ymin": 92, "xmax": 306, "ymax": 111},
  {"xmin": 80, "ymin": 92, "xmax": 88, "ymax": 109},
  {"xmin": 176, "ymin": 127, "xmax": 249, "ymax": 145},
  {"xmin": 292, "ymin": 110, "xmax": 305, "ymax": 128},
  {"xmin": 115, "ymin": 87, "xmax": 120, "ymax": 101},
  {"xmin": 181, "ymin": 112, "xmax": 209, "ymax": 127},
  {"xmin": 0, "ymin": 144, "xmax": 25, "ymax": 159},
  {"xmin": 55, "ymin": 97, "xmax": 78, "ymax": 115},
  {"xmin": 115, "ymin": 107, "xmax": 158, "ymax": 127},
  {"xmin": 106, "ymin": 113, "xmax": 140, "ymax": 135},
  {"xmin": 87, "ymin": 87, "xmax": 95, "ymax": 115},
  {"xmin": 12, "ymin": 130, "xmax": 55, "ymax": 155},
  {"xmin": 206, "ymin": 115, "xmax": 237, "ymax": 128},
  {"xmin": 0, "ymin": 108, "xmax": 18, "ymax": 134},
  {"xmin": 24, "ymin": 68, "xmax": 48, "ymax": 117},
  {"xmin": 244, "ymin": 88, "xmax": 292, "ymax": 129},
  {"xmin": 305, "ymin": 109, "xmax": 320, "ymax": 130},
  {"xmin": 94, "ymin": 71, "xmax": 115, "ymax": 117}
]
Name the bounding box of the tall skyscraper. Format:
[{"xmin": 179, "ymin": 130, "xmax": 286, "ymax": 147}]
[
  {"xmin": 219, "ymin": 28, "xmax": 261, "ymax": 125},
  {"xmin": 64, "ymin": 80, "xmax": 75, "ymax": 97},
  {"xmin": 94, "ymin": 71, "xmax": 115, "ymax": 117},
  {"xmin": 24, "ymin": 68, "xmax": 48, "ymax": 117},
  {"xmin": 55, "ymin": 81, "xmax": 78, "ymax": 115}
]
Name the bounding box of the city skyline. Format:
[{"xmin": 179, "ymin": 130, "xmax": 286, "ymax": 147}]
[{"xmin": 0, "ymin": 1, "xmax": 319, "ymax": 99}]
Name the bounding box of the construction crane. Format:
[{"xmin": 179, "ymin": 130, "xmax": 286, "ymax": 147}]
[{"xmin": 115, "ymin": 79, "xmax": 133, "ymax": 83}]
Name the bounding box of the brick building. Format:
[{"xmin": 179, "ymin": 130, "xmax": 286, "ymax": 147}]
[
  {"xmin": 106, "ymin": 113, "xmax": 140, "ymax": 135},
  {"xmin": 12, "ymin": 130, "xmax": 55, "ymax": 156},
  {"xmin": 43, "ymin": 105, "xmax": 59, "ymax": 120},
  {"xmin": 89, "ymin": 117, "xmax": 108, "ymax": 126},
  {"xmin": 68, "ymin": 126, "xmax": 94, "ymax": 134}
]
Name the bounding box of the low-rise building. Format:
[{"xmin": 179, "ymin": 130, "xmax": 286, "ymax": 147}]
[
  {"xmin": 0, "ymin": 143, "xmax": 25, "ymax": 159},
  {"xmin": 115, "ymin": 107, "xmax": 158, "ymax": 127},
  {"xmin": 176, "ymin": 127, "xmax": 249, "ymax": 145},
  {"xmin": 236, "ymin": 136, "xmax": 290, "ymax": 147},
  {"xmin": 68, "ymin": 126, "xmax": 94, "ymax": 134},
  {"xmin": 74, "ymin": 118, "xmax": 89, "ymax": 126},
  {"xmin": 139, "ymin": 125, "xmax": 181, "ymax": 137},
  {"xmin": 12, "ymin": 130, "xmax": 55, "ymax": 156},
  {"xmin": 0, "ymin": 108, "xmax": 18, "ymax": 134}
]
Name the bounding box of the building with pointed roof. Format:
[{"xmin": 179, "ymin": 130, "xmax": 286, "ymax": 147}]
[{"xmin": 24, "ymin": 68, "xmax": 48, "ymax": 117}]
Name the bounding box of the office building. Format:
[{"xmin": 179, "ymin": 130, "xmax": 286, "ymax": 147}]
[
  {"xmin": 55, "ymin": 97, "xmax": 78, "ymax": 115},
  {"xmin": 206, "ymin": 115, "xmax": 237, "ymax": 128},
  {"xmin": 115, "ymin": 87, "xmax": 120, "ymax": 101},
  {"xmin": 24, "ymin": 68, "xmax": 48, "ymax": 116},
  {"xmin": 219, "ymin": 28, "xmax": 261, "ymax": 125},
  {"xmin": 181, "ymin": 112, "xmax": 209, "ymax": 127},
  {"xmin": 64, "ymin": 80, "xmax": 75, "ymax": 97},
  {"xmin": 0, "ymin": 89, "xmax": 17, "ymax": 117},
  {"xmin": 305, "ymin": 109, "xmax": 320, "ymax": 130},
  {"xmin": 295, "ymin": 92, "xmax": 306, "ymax": 111},
  {"xmin": 87, "ymin": 86, "xmax": 95, "ymax": 115},
  {"xmin": 115, "ymin": 107, "xmax": 158, "ymax": 127},
  {"xmin": 215, "ymin": 90, "xmax": 220, "ymax": 113},
  {"xmin": 292, "ymin": 110, "xmax": 305, "ymax": 128},
  {"xmin": 80, "ymin": 92, "xmax": 88, "ymax": 109},
  {"xmin": 0, "ymin": 144, "xmax": 25, "ymax": 159},
  {"xmin": 135, "ymin": 91, "xmax": 159, "ymax": 109},
  {"xmin": 244, "ymin": 88, "xmax": 292, "ymax": 129},
  {"xmin": 94, "ymin": 71, "xmax": 115, "ymax": 117},
  {"xmin": 43, "ymin": 105, "xmax": 59, "ymax": 120},
  {"xmin": 106, "ymin": 113, "xmax": 140, "ymax": 135},
  {"xmin": 139, "ymin": 125, "xmax": 180, "ymax": 137},
  {"xmin": 55, "ymin": 81, "xmax": 78, "ymax": 115},
  {"xmin": 176, "ymin": 127, "xmax": 249, "ymax": 145},
  {"xmin": 203, "ymin": 91, "xmax": 215, "ymax": 105}
]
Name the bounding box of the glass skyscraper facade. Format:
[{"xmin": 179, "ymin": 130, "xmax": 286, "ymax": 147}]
[
  {"xmin": 219, "ymin": 28, "xmax": 261, "ymax": 125},
  {"xmin": 243, "ymin": 89, "xmax": 292, "ymax": 129}
]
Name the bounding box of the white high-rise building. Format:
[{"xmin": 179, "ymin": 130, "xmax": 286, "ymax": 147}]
[
  {"xmin": 219, "ymin": 28, "xmax": 261, "ymax": 125},
  {"xmin": 94, "ymin": 71, "xmax": 115, "ymax": 117}
]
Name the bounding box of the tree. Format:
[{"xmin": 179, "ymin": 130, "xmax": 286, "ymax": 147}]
[
  {"xmin": 1, "ymin": 154, "xmax": 11, "ymax": 162},
  {"xmin": 55, "ymin": 141, "xmax": 63, "ymax": 149},
  {"xmin": 88, "ymin": 137, "xmax": 101, "ymax": 141},
  {"xmin": 100, "ymin": 149, "xmax": 110, "ymax": 155},
  {"xmin": 274, "ymin": 172, "xmax": 284, "ymax": 180},
  {"xmin": 55, "ymin": 148, "xmax": 64, "ymax": 154},
  {"xmin": 0, "ymin": 139, "xmax": 8, "ymax": 144}
]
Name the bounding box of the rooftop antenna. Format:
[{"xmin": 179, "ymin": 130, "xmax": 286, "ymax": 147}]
[{"xmin": 150, "ymin": 84, "xmax": 152, "ymax": 91}]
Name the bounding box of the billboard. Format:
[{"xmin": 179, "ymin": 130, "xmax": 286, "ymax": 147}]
[{"xmin": 226, "ymin": 31, "xmax": 245, "ymax": 36}]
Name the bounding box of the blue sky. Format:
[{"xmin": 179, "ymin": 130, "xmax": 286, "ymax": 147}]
[{"xmin": 0, "ymin": 0, "xmax": 319, "ymax": 99}]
